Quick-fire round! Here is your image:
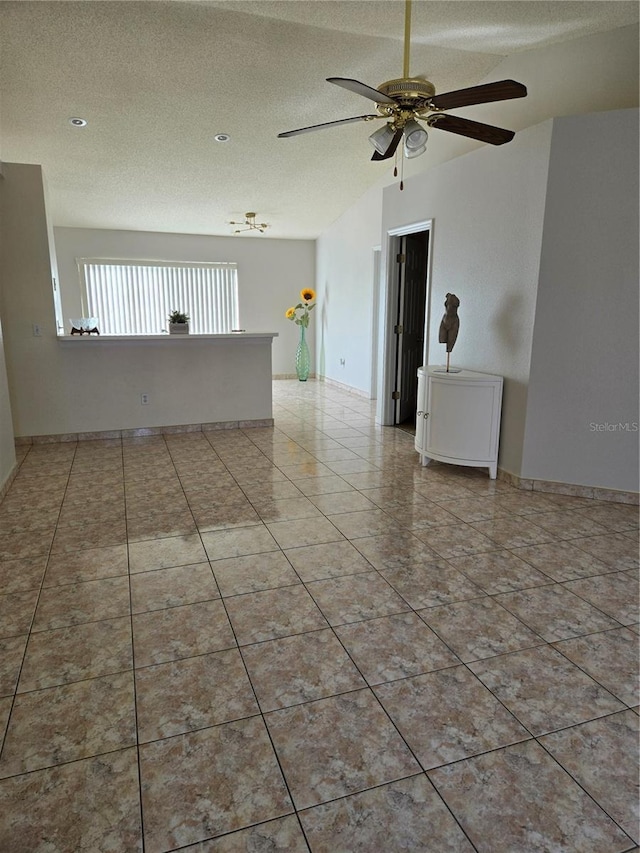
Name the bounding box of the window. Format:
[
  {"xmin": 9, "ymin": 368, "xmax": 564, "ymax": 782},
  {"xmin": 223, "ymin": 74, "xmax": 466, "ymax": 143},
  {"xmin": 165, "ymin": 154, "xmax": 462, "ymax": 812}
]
[{"xmin": 78, "ymin": 258, "xmax": 239, "ymax": 335}]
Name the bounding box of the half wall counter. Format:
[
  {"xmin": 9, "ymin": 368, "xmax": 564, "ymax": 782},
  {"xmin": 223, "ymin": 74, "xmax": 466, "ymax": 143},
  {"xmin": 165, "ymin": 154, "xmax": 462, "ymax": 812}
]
[{"xmin": 49, "ymin": 332, "xmax": 279, "ymax": 440}]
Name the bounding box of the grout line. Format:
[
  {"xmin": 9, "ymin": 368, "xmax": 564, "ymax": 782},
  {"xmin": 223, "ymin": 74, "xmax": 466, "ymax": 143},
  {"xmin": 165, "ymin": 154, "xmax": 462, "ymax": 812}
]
[{"xmin": 123, "ymin": 435, "xmax": 147, "ymax": 853}]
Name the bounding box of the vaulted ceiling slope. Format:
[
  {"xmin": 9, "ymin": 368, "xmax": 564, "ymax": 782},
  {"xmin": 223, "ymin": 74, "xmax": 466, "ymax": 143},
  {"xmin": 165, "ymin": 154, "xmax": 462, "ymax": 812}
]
[{"xmin": 0, "ymin": 1, "xmax": 638, "ymax": 239}]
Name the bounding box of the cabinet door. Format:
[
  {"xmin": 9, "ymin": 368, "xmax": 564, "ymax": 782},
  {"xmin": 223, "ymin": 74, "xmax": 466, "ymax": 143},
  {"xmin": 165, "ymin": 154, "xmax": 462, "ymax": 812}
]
[
  {"xmin": 426, "ymin": 377, "xmax": 498, "ymax": 461},
  {"xmin": 415, "ymin": 370, "xmax": 427, "ymax": 453}
]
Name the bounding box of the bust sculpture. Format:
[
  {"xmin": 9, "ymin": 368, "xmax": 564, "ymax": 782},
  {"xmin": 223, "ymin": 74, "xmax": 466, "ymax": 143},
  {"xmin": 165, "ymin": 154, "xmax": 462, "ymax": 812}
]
[
  {"xmin": 438, "ymin": 293, "xmax": 460, "ymax": 372},
  {"xmin": 439, "ymin": 293, "xmax": 460, "ymax": 350}
]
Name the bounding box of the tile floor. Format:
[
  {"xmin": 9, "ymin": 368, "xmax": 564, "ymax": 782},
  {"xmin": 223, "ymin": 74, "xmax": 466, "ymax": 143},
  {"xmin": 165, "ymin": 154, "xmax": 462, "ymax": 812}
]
[{"xmin": 0, "ymin": 379, "xmax": 638, "ymax": 852}]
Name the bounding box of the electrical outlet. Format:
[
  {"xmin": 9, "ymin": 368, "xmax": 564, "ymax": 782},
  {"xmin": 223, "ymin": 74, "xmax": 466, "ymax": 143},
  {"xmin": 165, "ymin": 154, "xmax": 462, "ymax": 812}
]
[
  {"xmin": 140, "ymin": 393, "xmax": 149, "ymax": 405},
  {"xmin": 32, "ymin": 324, "xmax": 41, "ymax": 337}
]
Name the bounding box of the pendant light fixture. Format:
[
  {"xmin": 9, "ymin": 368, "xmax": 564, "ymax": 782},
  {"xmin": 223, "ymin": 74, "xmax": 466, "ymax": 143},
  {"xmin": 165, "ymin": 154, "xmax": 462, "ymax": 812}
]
[{"xmin": 229, "ymin": 212, "xmax": 269, "ymax": 234}]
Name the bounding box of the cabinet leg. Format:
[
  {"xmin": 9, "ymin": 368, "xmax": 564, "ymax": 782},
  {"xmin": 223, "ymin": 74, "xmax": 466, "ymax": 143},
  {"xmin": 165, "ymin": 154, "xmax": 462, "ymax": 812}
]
[
  {"xmin": 421, "ymin": 455, "xmax": 432, "ymax": 467},
  {"xmin": 489, "ymin": 463, "xmax": 497, "ymax": 479}
]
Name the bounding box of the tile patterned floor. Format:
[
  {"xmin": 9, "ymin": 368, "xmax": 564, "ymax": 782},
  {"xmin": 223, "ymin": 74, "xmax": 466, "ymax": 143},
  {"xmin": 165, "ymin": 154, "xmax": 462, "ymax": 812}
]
[{"xmin": 0, "ymin": 379, "xmax": 638, "ymax": 852}]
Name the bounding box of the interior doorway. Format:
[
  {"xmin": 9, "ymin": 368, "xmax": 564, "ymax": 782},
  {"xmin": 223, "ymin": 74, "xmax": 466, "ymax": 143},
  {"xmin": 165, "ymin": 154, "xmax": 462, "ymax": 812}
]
[{"xmin": 393, "ymin": 229, "xmax": 430, "ymax": 430}]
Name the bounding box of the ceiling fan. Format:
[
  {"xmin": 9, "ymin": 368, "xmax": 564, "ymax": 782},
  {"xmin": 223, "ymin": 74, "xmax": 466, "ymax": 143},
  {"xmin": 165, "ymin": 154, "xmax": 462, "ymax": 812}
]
[{"xmin": 278, "ymin": 0, "xmax": 527, "ymax": 166}]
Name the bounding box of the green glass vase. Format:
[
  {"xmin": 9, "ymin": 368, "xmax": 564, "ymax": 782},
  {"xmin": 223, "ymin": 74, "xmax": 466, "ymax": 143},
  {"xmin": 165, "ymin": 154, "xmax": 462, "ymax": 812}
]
[{"xmin": 296, "ymin": 324, "xmax": 310, "ymax": 381}]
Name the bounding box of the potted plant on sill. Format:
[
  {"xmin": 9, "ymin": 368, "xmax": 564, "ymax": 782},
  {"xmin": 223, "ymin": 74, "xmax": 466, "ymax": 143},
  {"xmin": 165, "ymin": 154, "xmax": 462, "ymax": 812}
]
[{"xmin": 168, "ymin": 310, "xmax": 190, "ymax": 335}]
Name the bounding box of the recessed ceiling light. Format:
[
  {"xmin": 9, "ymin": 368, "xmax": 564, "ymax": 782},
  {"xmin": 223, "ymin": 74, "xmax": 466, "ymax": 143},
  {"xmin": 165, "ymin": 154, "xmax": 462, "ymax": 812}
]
[
  {"xmin": 214, "ymin": 133, "xmax": 231, "ymax": 142},
  {"xmin": 69, "ymin": 117, "xmax": 87, "ymax": 127}
]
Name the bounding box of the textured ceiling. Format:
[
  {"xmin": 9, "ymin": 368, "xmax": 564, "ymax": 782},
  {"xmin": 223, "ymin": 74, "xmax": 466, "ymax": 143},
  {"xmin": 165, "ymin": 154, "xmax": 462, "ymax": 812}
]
[{"xmin": 0, "ymin": 1, "xmax": 638, "ymax": 239}]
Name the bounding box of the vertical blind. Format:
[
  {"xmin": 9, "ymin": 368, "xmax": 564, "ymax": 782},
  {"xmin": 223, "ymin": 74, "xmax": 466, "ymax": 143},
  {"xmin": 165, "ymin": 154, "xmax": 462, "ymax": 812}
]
[{"xmin": 78, "ymin": 259, "xmax": 239, "ymax": 335}]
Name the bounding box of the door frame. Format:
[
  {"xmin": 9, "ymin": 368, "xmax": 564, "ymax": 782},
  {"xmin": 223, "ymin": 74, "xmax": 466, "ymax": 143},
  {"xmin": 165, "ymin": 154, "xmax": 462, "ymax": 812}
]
[
  {"xmin": 370, "ymin": 246, "xmax": 381, "ymax": 400},
  {"xmin": 376, "ymin": 218, "xmax": 434, "ymax": 426}
]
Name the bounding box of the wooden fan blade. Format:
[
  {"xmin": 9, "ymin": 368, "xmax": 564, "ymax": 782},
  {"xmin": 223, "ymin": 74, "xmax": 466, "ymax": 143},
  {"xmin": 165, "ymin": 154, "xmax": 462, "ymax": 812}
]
[
  {"xmin": 371, "ymin": 128, "xmax": 403, "ymax": 161},
  {"xmin": 428, "ymin": 114, "xmax": 515, "ymax": 145},
  {"xmin": 278, "ymin": 115, "xmax": 378, "ymax": 138},
  {"xmin": 327, "ymin": 77, "xmax": 396, "ymax": 105},
  {"xmin": 430, "ymin": 80, "xmax": 527, "ymax": 111}
]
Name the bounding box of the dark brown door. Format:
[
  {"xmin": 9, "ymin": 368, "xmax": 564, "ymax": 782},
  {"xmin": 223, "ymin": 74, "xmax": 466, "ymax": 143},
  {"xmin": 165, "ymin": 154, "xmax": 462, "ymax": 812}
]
[{"xmin": 394, "ymin": 230, "xmax": 429, "ymax": 424}]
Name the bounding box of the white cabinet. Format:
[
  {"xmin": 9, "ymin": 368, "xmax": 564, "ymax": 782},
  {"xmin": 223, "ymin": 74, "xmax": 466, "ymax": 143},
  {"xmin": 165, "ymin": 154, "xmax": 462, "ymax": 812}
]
[{"xmin": 416, "ymin": 367, "xmax": 503, "ymax": 479}]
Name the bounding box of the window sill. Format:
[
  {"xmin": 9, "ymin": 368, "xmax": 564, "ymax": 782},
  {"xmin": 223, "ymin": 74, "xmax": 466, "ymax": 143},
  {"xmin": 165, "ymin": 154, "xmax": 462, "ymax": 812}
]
[{"xmin": 57, "ymin": 332, "xmax": 279, "ymax": 342}]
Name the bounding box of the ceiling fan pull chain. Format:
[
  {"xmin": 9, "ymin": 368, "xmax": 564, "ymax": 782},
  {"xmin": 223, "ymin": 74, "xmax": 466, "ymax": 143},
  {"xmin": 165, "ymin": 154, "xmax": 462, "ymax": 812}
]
[{"xmin": 400, "ymin": 151, "xmax": 404, "ymax": 191}]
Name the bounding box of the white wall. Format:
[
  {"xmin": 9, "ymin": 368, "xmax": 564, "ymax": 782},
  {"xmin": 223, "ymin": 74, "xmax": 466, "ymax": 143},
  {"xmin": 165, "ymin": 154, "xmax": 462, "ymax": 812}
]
[
  {"xmin": 54, "ymin": 227, "xmax": 315, "ymax": 377},
  {"xmin": 521, "ymin": 109, "xmax": 639, "ymax": 492},
  {"xmin": 315, "ymin": 122, "xmax": 552, "ymax": 473},
  {"xmin": 378, "ymin": 121, "xmax": 552, "ymax": 475},
  {"xmin": 315, "ymin": 181, "xmax": 383, "ymax": 394},
  {"xmin": 315, "ymin": 109, "xmax": 639, "ymax": 491}
]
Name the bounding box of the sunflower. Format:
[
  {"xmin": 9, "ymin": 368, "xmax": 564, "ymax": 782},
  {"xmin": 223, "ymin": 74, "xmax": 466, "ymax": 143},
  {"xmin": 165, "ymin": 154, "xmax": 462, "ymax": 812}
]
[{"xmin": 286, "ymin": 288, "xmax": 316, "ymax": 328}]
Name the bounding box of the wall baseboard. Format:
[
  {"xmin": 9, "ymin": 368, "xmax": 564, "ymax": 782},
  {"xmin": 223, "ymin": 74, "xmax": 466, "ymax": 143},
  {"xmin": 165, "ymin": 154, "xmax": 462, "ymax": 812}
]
[
  {"xmin": 14, "ymin": 418, "xmax": 274, "ymax": 445},
  {"xmin": 272, "ymin": 374, "xmax": 371, "ymax": 399},
  {"xmin": 318, "ymin": 375, "xmax": 372, "ymax": 400},
  {"xmin": 272, "ymin": 373, "xmax": 317, "ymax": 380},
  {"xmin": 498, "ymin": 468, "xmax": 639, "ymax": 505}
]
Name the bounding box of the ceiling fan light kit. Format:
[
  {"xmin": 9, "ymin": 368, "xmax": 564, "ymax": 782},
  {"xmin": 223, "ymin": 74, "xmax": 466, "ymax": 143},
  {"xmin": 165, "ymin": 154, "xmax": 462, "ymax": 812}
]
[
  {"xmin": 278, "ymin": 0, "xmax": 527, "ymax": 184},
  {"xmin": 369, "ymin": 124, "xmax": 397, "ymax": 155},
  {"xmin": 403, "ymin": 119, "xmax": 429, "ymax": 158}
]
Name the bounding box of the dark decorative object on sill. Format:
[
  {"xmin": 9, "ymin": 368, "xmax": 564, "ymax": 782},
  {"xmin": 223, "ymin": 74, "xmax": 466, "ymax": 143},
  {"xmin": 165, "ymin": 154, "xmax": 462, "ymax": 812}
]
[{"xmin": 70, "ymin": 317, "xmax": 100, "ymax": 335}]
